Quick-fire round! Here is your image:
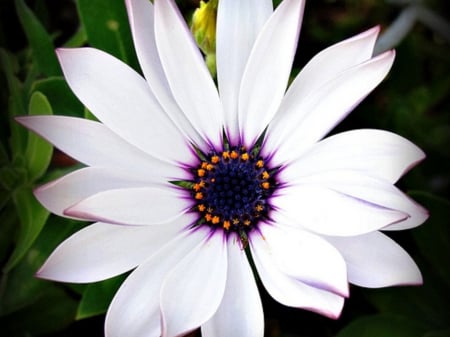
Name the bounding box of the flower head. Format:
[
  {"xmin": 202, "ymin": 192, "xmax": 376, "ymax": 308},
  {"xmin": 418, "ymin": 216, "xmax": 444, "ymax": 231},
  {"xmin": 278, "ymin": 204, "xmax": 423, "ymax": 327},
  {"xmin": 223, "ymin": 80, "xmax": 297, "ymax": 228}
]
[{"xmin": 17, "ymin": 0, "xmax": 428, "ymax": 336}]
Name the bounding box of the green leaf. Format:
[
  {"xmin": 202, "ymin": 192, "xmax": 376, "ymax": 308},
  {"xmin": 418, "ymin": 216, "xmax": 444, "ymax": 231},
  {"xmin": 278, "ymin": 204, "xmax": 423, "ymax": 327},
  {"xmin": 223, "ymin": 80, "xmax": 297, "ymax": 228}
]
[
  {"xmin": 15, "ymin": 0, "xmax": 61, "ymax": 76},
  {"xmin": 3, "ymin": 187, "xmax": 50, "ymax": 271},
  {"xmin": 31, "ymin": 76, "xmax": 85, "ymax": 117},
  {"xmin": 25, "ymin": 91, "xmax": 53, "ymax": 181},
  {"xmin": 77, "ymin": 0, "xmax": 139, "ymax": 70},
  {"xmin": 0, "ymin": 215, "xmax": 84, "ymax": 315},
  {"xmin": 336, "ymin": 314, "xmax": 428, "ymax": 337},
  {"xmin": 0, "ymin": 49, "xmax": 27, "ymax": 156},
  {"xmin": 0, "ymin": 285, "xmax": 78, "ymax": 336},
  {"xmin": 76, "ymin": 273, "xmax": 127, "ymax": 319}
]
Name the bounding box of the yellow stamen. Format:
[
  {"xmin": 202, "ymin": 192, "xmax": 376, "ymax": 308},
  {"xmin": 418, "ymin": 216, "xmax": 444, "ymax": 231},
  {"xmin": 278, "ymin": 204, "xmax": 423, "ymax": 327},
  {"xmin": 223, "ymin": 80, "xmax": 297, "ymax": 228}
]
[
  {"xmin": 256, "ymin": 160, "xmax": 264, "ymax": 168},
  {"xmin": 206, "ymin": 163, "xmax": 214, "ymax": 171},
  {"xmin": 198, "ymin": 204, "xmax": 206, "ymax": 212},
  {"xmin": 243, "ymin": 219, "xmax": 251, "ymax": 226},
  {"xmin": 212, "ymin": 216, "xmax": 220, "ymax": 224},
  {"xmin": 195, "ymin": 192, "xmax": 204, "ymax": 200},
  {"xmin": 255, "ymin": 204, "xmax": 264, "ymax": 212},
  {"xmin": 241, "ymin": 153, "xmax": 249, "ymax": 161},
  {"xmin": 222, "ymin": 151, "xmax": 230, "ymax": 159},
  {"xmin": 230, "ymin": 150, "xmax": 238, "ymax": 159},
  {"xmin": 262, "ymin": 182, "xmax": 270, "ymax": 189},
  {"xmin": 201, "ymin": 162, "xmax": 208, "ymax": 169},
  {"xmin": 197, "ymin": 168, "xmax": 206, "ymax": 177},
  {"xmin": 205, "ymin": 213, "xmax": 213, "ymax": 221},
  {"xmin": 262, "ymin": 171, "xmax": 270, "ymax": 179},
  {"xmin": 211, "ymin": 155, "xmax": 220, "ymax": 164},
  {"xmin": 232, "ymin": 218, "xmax": 240, "ymax": 225},
  {"xmin": 223, "ymin": 220, "xmax": 231, "ymax": 230}
]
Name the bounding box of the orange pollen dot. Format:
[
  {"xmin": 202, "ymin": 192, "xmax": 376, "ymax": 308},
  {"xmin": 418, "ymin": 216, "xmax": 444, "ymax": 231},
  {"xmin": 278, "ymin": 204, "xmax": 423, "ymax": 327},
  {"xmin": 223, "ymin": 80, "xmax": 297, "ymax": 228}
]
[
  {"xmin": 241, "ymin": 153, "xmax": 249, "ymax": 161},
  {"xmin": 222, "ymin": 151, "xmax": 230, "ymax": 159},
  {"xmin": 262, "ymin": 171, "xmax": 270, "ymax": 179},
  {"xmin": 211, "ymin": 155, "xmax": 220, "ymax": 164},
  {"xmin": 230, "ymin": 150, "xmax": 239, "ymax": 159},
  {"xmin": 198, "ymin": 204, "xmax": 206, "ymax": 212},
  {"xmin": 193, "ymin": 183, "xmax": 202, "ymax": 191},
  {"xmin": 207, "ymin": 207, "xmax": 214, "ymax": 213},
  {"xmin": 232, "ymin": 218, "xmax": 240, "ymax": 225},
  {"xmin": 256, "ymin": 160, "xmax": 264, "ymax": 168},
  {"xmin": 243, "ymin": 219, "xmax": 251, "ymax": 226},
  {"xmin": 262, "ymin": 182, "xmax": 270, "ymax": 189},
  {"xmin": 255, "ymin": 204, "xmax": 264, "ymax": 212},
  {"xmin": 206, "ymin": 163, "xmax": 214, "ymax": 171},
  {"xmin": 205, "ymin": 213, "xmax": 213, "ymax": 221},
  {"xmin": 195, "ymin": 192, "xmax": 203, "ymax": 200},
  {"xmin": 201, "ymin": 162, "xmax": 208, "ymax": 169},
  {"xmin": 212, "ymin": 216, "xmax": 220, "ymax": 224},
  {"xmin": 210, "ymin": 178, "xmax": 216, "ymax": 183},
  {"xmin": 197, "ymin": 169, "xmax": 206, "ymax": 177},
  {"xmin": 223, "ymin": 220, "xmax": 231, "ymax": 230}
]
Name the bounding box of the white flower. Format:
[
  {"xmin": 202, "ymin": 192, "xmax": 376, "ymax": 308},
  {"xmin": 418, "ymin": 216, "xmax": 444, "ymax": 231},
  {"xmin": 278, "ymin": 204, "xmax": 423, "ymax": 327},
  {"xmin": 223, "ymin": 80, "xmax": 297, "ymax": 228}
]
[{"xmin": 17, "ymin": 0, "xmax": 428, "ymax": 336}]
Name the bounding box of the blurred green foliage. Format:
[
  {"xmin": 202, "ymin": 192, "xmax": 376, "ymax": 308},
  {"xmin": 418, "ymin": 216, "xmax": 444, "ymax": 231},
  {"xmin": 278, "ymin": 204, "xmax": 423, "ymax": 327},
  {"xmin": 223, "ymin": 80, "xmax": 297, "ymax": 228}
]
[{"xmin": 0, "ymin": 0, "xmax": 449, "ymax": 336}]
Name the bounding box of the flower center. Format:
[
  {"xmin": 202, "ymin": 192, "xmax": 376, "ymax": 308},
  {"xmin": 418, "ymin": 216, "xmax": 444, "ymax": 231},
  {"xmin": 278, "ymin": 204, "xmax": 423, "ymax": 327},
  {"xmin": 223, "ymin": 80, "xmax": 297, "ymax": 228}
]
[{"xmin": 191, "ymin": 146, "xmax": 276, "ymax": 236}]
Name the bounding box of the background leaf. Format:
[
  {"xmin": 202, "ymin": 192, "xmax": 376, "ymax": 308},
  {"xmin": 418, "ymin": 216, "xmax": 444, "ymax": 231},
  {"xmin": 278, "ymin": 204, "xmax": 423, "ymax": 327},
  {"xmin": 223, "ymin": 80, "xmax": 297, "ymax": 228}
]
[
  {"xmin": 76, "ymin": 273, "xmax": 127, "ymax": 320},
  {"xmin": 4, "ymin": 187, "xmax": 49, "ymax": 271},
  {"xmin": 76, "ymin": 0, "xmax": 139, "ymax": 70},
  {"xmin": 24, "ymin": 91, "xmax": 54, "ymax": 182},
  {"xmin": 15, "ymin": 0, "xmax": 61, "ymax": 77}
]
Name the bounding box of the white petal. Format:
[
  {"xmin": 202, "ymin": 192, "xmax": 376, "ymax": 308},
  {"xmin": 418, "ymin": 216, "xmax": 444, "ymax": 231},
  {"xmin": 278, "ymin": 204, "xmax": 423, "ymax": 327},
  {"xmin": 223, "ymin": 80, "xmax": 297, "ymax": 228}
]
[
  {"xmin": 324, "ymin": 231, "xmax": 423, "ymax": 287},
  {"xmin": 125, "ymin": 0, "xmax": 206, "ymax": 148},
  {"xmin": 56, "ymin": 47, "xmax": 194, "ymax": 164},
  {"xmin": 16, "ymin": 116, "xmax": 186, "ymax": 179},
  {"xmin": 272, "ymin": 184, "xmax": 408, "ymax": 236},
  {"xmin": 154, "ymin": 0, "xmax": 223, "ymax": 148},
  {"xmin": 279, "ymin": 129, "xmax": 425, "ymax": 184},
  {"xmin": 160, "ymin": 232, "xmax": 227, "ymax": 337},
  {"xmin": 65, "ymin": 186, "xmax": 192, "ymax": 225},
  {"xmin": 250, "ymin": 230, "xmax": 344, "ymax": 319},
  {"xmin": 36, "ymin": 215, "xmax": 195, "ymax": 283},
  {"xmin": 216, "ymin": 0, "xmax": 272, "ymax": 142},
  {"xmin": 267, "ymin": 26, "xmax": 380, "ymax": 147},
  {"xmin": 285, "ymin": 170, "xmax": 428, "ymax": 231},
  {"xmin": 35, "ymin": 167, "xmax": 175, "ymax": 219},
  {"xmin": 239, "ymin": 0, "xmax": 305, "ymax": 146},
  {"xmin": 265, "ymin": 50, "xmax": 395, "ymax": 163},
  {"xmin": 105, "ymin": 227, "xmax": 210, "ymax": 337},
  {"xmin": 258, "ymin": 223, "xmax": 348, "ymax": 297},
  {"xmin": 202, "ymin": 234, "xmax": 264, "ymax": 337}
]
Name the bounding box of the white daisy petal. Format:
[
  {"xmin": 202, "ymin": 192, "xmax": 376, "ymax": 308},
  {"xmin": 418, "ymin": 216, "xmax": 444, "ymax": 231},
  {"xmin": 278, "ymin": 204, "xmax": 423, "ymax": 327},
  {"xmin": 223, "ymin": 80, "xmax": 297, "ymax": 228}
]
[
  {"xmin": 106, "ymin": 227, "xmax": 210, "ymax": 337},
  {"xmin": 272, "ymin": 184, "xmax": 408, "ymax": 236},
  {"xmin": 160, "ymin": 232, "xmax": 227, "ymax": 337},
  {"xmin": 268, "ymin": 26, "xmax": 380, "ymax": 136},
  {"xmin": 216, "ymin": 0, "xmax": 273, "ymax": 142},
  {"xmin": 279, "ymin": 129, "xmax": 426, "ymax": 184},
  {"xmin": 287, "ymin": 170, "xmax": 429, "ymax": 231},
  {"xmin": 265, "ymin": 50, "xmax": 395, "ymax": 163},
  {"xmin": 125, "ymin": 0, "xmax": 206, "ymax": 147},
  {"xmin": 34, "ymin": 167, "xmax": 166, "ymax": 219},
  {"xmin": 65, "ymin": 187, "xmax": 191, "ymax": 225},
  {"xmin": 250, "ymin": 231, "xmax": 345, "ymax": 319},
  {"xmin": 16, "ymin": 116, "xmax": 186, "ymax": 179},
  {"xmin": 258, "ymin": 223, "xmax": 348, "ymax": 297},
  {"xmin": 202, "ymin": 235, "xmax": 264, "ymax": 337},
  {"xmin": 325, "ymin": 231, "xmax": 423, "ymax": 287},
  {"xmin": 239, "ymin": 0, "xmax": 305, "ymax": 146},
  {"xmin": 36, "ymin": 215, "xmax": 195, "ymax": 283},
  {"xmin": 154, "ymin": 0, "xmax": 223, "ymax": 148},
  {"xmin": 56, "ymin": 47, "xmax": 193, "ymax": 164}
]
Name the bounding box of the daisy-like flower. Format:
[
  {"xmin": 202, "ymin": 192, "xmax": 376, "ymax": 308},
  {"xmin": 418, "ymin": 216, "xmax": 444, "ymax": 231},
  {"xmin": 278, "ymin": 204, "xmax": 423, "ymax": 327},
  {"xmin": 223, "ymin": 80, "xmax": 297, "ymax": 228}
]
[{"xmin": 17, "ymin": 0, "xmax": 428, "ymax": 336}]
